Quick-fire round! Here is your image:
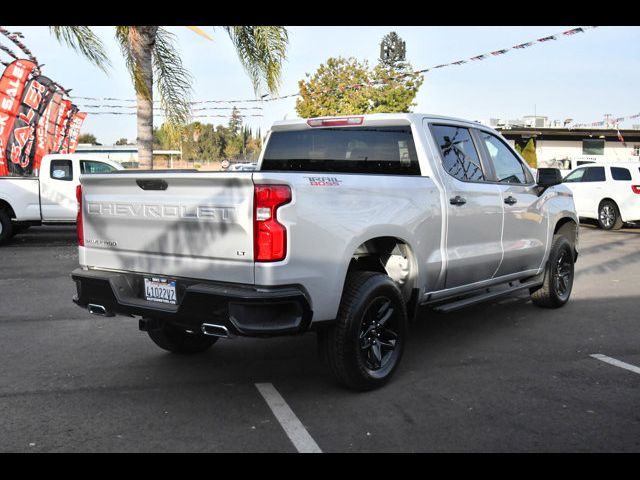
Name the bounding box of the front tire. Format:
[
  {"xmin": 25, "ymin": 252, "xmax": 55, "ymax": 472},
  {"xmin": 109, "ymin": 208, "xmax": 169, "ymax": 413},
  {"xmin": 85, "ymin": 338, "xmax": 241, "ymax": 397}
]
[
  {"xmin": 318, "ymin": 271, "xmax": 408, "ymax": 391},
  {"xmin": 531, "ymin": 235, "xmax": 574, "ymax": 308},
  {"xmin": 147, "ymin": 321, "xmax": 218, "ymax": 354},
  {"xmin": 598, "ymin": 200, "xmax": 623, "ymax": 230}
]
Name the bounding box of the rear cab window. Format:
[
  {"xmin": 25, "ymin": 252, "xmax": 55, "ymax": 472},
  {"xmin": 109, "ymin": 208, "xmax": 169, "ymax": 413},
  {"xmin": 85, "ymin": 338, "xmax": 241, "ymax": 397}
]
[
  {"xmin": 50, "ymin": 159, "xmax": 73, "ymax": 181},
  {"xmin": 261, "ymin": 126, "xmax": 420, "ymax": 175}
]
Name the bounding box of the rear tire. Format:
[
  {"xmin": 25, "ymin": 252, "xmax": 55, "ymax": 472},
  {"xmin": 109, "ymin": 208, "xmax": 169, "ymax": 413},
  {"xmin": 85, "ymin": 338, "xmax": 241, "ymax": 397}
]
[
  {"xmin": 147, "ymin": 321, "xmax": 218, "ymax": 354},
  {"xmin": 0, "ymin": 209, "xmax": 14, "ymax": 245},
  {"xmin": 531, "ymin": 235, "xmax": 574, "ymax": 308},
  {"xmin": 598, "ymin": 200, "xmax": 623, "ymax": 230},
  {"xmin": 318, "ymin": 271, "xmax": 407, "ymax": 391}
]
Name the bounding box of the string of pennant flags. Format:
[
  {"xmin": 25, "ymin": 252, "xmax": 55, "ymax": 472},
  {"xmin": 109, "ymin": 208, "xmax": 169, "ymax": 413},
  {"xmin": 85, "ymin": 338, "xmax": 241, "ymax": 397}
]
[
  {"xmin": 76, "ymin": 103, "xmax": 264, "ymax": 111},
  {"xmin": 61, "ymin": 26, "xmax": 599, "ymax": 109},
  {"xmin": 569, "ymin": 112, "xmax": 640, "ymax": 128},
  {"xmin": 84, "ymin": 111, "xmax": 264, "ymax": 118},
  {"xmin": 3, "ymin": 25, "xmax": 629, "ymax": 129}
]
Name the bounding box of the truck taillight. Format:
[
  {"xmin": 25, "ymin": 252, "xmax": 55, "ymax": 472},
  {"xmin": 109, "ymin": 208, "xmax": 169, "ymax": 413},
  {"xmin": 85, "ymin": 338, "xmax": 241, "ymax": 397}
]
[
  {"xmin": 254, "ymin": 185, "xmax": 291, "ymax": 262},
  {"xmin": 632, "ymin": 185, "xmax": 640, "ymax": 194},
  {"xmin": 76, "ymin": 184, "xmax": 84, "ymax": 246}
]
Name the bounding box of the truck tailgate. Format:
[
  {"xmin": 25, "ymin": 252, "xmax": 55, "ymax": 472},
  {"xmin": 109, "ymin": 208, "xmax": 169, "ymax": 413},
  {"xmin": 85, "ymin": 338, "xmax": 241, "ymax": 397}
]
[{"xmin": 79, "ymin": 172, "xmax": 255, "ymax": 285}]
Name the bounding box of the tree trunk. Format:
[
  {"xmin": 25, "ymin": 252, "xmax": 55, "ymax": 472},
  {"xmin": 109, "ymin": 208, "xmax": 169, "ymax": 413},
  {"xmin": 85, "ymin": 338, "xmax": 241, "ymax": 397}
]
[{"xmin": 131, "ymin": 26, "xmax": 158, "ymax": 169}]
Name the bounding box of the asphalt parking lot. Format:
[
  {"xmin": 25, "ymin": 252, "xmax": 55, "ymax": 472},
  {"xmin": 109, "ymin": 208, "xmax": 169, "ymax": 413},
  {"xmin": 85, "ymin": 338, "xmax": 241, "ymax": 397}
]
[{"xmin": 1, "ymin": 223, "xmax": 639, "ymax": 452}]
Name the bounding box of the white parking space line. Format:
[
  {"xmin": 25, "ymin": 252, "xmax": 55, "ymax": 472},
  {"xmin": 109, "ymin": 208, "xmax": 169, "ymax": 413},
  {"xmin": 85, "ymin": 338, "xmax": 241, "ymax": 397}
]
[
  {"xmin": 255, "ymin": 382, "xmax": 322, "ymax": 453},
  {"xmin": 590, "ymin": 354, "xmax": 640, "ymax": 375}
]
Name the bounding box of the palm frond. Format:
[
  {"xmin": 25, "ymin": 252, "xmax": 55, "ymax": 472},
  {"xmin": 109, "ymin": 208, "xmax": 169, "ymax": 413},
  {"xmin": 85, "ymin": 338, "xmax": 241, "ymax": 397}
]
[
  {"xmin": 114, "ymin": 26, "xmax": 151, "ymax": 100},
  {"xmin": 49, "ymin": 26, "xmax": 110, "ymax": 72},
  {"xmin": 152, "ymin": 27, "xmax": 193, "ymax": 125},
  {"xmin": 222, "ymin": 26, "xmax": 288, "ymax": 95}
]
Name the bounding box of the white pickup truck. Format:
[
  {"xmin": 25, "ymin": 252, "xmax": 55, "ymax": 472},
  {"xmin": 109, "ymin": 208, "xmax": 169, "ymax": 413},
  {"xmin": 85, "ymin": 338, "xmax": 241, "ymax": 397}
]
[
  {"xmin": 71, "ymin": 114, "xmax": 579, "ymax": 390},
  {"xmin": 0, "ymin": 154, "xmax": 123, "ymax": 244}
]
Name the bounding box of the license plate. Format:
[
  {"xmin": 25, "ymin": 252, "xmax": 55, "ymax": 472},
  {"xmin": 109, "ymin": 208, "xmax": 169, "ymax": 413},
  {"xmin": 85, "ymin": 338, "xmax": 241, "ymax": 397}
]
[{"xmin": 144, "ymin": 277, "xmax": 177, "ymax": 305}]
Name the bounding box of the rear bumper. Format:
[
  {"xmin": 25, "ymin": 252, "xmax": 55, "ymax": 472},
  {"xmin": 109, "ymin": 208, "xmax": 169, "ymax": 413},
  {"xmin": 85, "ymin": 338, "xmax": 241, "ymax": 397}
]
[{"xmin": 71, "ymin": 268, "xmax": 313, "ymax": 337}]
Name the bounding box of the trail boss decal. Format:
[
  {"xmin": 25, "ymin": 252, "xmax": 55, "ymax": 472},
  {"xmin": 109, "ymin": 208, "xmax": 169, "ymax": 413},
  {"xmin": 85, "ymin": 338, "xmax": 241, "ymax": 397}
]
[{"xmin": 304, "ymin": 176, "xmax": 342, "ymax": 187}]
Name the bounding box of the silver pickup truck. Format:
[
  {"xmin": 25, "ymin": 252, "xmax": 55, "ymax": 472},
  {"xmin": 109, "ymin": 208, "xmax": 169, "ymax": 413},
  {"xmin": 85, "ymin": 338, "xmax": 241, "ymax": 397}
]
[{"xmin": 71, "ymin": 114, "xmax": 578, "ymax": 390}]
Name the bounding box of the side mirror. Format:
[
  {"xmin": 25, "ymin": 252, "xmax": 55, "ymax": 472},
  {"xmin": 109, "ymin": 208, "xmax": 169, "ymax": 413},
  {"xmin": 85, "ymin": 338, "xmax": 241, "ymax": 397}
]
[{"xmin": 537, "ymin": 168, "xmax": 563, "ymax": 188}]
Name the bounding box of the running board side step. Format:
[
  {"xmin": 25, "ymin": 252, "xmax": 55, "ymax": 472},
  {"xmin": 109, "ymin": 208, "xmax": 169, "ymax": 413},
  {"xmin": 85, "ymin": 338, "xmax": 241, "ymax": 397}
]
[{"xmin": 427, "ymin": 278, "xmax": 544, "ymax": 313}]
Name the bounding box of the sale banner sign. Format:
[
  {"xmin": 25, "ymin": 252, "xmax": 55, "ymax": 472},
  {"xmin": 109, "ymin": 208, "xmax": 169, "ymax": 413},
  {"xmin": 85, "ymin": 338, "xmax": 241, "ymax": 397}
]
[{"xmin": 0, "ymin": 59, "xmax": 37, "ymax": 176}]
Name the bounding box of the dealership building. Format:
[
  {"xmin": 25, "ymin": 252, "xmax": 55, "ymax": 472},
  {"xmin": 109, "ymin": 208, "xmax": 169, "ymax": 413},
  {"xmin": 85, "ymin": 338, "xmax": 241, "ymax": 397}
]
[{"xmin": 491, "ymin": 116, "xmax": 640, "ymax": 170}]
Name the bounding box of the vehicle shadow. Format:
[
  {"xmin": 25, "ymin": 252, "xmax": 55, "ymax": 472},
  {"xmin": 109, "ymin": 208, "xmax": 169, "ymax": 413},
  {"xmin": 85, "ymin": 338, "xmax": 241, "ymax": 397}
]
[
  {"xmin": 6, "ymin": 226, "xmax": 77, "ymax": 247},
  {"xmin": 114, "ymin": 292, "xmax": 639, "ymax": 394}
]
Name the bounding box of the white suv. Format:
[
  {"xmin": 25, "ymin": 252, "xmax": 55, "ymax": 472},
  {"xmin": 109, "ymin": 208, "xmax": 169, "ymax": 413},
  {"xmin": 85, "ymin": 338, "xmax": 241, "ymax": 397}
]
[{"xmin": 563, "ymin": 162, "xmax": 640, "ymax": 230}]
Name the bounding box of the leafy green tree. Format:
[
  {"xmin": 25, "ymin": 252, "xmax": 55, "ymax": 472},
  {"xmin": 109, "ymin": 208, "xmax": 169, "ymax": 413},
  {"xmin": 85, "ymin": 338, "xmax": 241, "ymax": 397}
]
[
  {"xmin": 295, "ymin": 56, "xmax": 423, "ymax": 118},
  {"xmin": 78, "ymin": 133, "xmax": 98, "ymax": 144},
  {"xmin": 115, "ymin": 138, "xmax": 129, "ymax": 145},
  {"xmin": 50, "ymin": 26, "xmax": 289, "ymax": 168}
]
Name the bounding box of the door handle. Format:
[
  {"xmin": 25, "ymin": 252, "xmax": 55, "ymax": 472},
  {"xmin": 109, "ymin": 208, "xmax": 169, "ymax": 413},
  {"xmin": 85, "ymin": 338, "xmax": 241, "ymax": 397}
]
[
  {"xmin": 504, "ymin": 196, "xmax": 518, "ymax": 205},
  {"xmin": 449, "ymin": 195, "xmax": 467, "ymax": 206}
]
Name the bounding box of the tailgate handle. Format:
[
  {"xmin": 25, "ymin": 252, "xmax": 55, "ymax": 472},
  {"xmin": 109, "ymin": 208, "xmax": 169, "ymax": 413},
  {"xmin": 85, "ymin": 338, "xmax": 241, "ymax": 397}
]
[{"xmin": 136, "ymin": 179, "xmax": 168, "ymax": 191}]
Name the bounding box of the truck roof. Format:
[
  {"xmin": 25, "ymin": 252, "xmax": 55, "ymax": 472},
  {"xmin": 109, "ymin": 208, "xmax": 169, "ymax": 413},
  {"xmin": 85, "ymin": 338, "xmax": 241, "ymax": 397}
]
[{"xmin": 270, "ymin": 113, "xmax": 486, "ymax": 131}]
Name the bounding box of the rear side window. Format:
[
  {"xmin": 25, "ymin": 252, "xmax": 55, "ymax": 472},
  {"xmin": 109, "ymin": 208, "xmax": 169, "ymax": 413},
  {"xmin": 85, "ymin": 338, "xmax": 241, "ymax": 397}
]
[
  {"xmin": 583, "ymin": 167, "xmax": 605, "ymax": 182},
  {"xmin": 50, "ymin": 159, "xmax": 73, "ymax": 181},
  {"xmin": 611, "ymin": 167, "xmax": 631, "ymax": 181},
  {"xmin": 261, "ymin": 127, "xmax": 420, "ymax": 175},
  {"xmin": 431, "ymin": 125, "xmax": 484, "ymax": 182}
]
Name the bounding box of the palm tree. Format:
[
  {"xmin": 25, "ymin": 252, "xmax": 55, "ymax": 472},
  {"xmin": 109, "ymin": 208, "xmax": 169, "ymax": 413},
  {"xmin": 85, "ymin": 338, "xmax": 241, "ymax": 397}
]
[{"xmin": 50, "ymin": 26, "xmax": 288, "ymax": 168}]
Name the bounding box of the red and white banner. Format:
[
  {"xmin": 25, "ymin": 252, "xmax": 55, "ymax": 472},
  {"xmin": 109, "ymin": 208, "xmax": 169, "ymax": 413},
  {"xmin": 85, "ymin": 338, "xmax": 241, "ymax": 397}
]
[
  {"xmin": 34, "ymin": 89, "xmax": 62, "ymax": 173},
  {"xmin": 66, "ymin": 111, "xmax": 87, "ymax": 154},
  {"xmin": 0, "ymin": 59, "xmax": 37, "ymax": 176},
  {"xmin": 5, "ymin": 74, "xmax": 56, "ymax": 176},
  {"xmin": 57, "ymin": 104, "xmax": 77, "ymax": 154},
  {"xmin": 52, "ymin": 98, "xmax": 72, "ymax": 154}
]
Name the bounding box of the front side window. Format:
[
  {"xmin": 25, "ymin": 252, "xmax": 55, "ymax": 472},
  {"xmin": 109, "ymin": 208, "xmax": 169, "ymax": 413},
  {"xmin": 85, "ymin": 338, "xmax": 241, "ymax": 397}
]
[
  {"xmin": 582, "ymin": 139, "xmax": 604, "ymax": 155},
  {"xmin": 564, "ymin": 168, "xmax": 586, "ymax": 183},
  {"xmin": 50, "ymin": 159, "xmax": 73, "ymax": 181},
  {"xmin": 80, "ymin": 160, "xmax": 117, "ymax": 174},
  {"xmin": 479, "ymin": 131, "xmax": 529, "ymax": 184},
  {"xmin": 611, "ymin": 167, "xmax": 631, "ymax": 181},
  {"xmin": 583, "ymin": 166, "xmax": 606, "ymax": 182},
  {"xmin": 431, "ymin": 125, "xmax": 484, "ymax": 182}
]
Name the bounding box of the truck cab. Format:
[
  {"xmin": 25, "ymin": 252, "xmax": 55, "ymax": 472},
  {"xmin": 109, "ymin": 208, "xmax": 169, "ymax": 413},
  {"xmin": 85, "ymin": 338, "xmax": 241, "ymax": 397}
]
[{"xmin": 37, "ymin": 154, "xmax": 123, "ymax": 222}]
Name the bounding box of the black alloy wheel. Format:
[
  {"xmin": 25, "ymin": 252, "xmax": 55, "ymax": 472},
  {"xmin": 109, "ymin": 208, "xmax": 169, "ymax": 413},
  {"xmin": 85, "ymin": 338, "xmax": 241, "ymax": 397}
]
[{"xmin": 358, "ymin": 297, "xmax": 400, "ymax": 372}]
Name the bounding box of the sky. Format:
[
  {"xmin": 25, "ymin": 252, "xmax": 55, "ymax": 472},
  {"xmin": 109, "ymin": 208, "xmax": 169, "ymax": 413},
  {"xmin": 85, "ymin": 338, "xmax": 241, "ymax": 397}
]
[{"xmin": 3, "ymin": 25, "xmax": 639, "ymax": 145}]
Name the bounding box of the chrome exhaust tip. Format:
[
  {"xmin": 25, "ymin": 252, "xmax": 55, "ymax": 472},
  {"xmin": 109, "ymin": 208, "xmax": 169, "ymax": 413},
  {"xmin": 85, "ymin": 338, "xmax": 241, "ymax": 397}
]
[
  {"xmin": 88, "ymin": 304, "xmax": 114, "ymax": 317},
  {"xmin": 201, "ymin": 323, "xmax": 234, "ymax": 339}
]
